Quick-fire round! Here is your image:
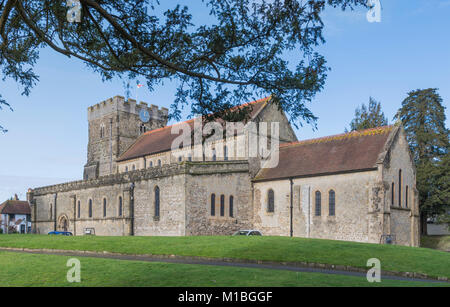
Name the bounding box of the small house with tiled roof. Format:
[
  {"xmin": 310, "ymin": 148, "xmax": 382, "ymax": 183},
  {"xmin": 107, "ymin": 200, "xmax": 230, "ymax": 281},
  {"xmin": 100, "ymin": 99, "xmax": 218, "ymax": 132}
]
[
  {"xmin": 28, "ymin": 95, "xmax": 419, "ymax": 246},
  {"xmin": 0, "ymin": 194, "xmax": 32, "ymax": 234}
]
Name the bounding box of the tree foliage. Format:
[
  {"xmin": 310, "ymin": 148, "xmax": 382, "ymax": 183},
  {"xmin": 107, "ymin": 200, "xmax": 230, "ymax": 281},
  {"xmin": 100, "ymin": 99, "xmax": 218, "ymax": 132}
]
[
  {"xmin": 0, "ymin": 0, "xmax": 366, "ymax": 132},
  {"xmin": 348, "ymin": 97, "xmax": 388, "ymax": 131},
  {"xmin": 394, "ymin": 88, "xmax": 449, "ymax": 222}
]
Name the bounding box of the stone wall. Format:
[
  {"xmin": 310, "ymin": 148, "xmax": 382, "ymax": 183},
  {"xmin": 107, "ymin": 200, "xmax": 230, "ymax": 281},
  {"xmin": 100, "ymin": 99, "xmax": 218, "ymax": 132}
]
[
  {"xmin": 253, "ymin": 170, "xmax": 383, "ymax": 243},
  {"xmin": 185, "ymin": 162, "xmax": 252, "ymax": 235}
]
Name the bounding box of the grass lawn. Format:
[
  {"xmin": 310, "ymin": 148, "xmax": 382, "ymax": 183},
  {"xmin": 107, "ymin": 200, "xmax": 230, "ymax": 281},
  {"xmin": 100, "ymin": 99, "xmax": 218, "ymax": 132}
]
[
  {"xmin": 0, "ymin": 235, "xmax": 449, "ymax": 279},
  {"xmin": 0, "ymin": 251, "xmax": 446, "ymax": 287},
  {"xmin": 421, "ymin": 236, "xmax": 450, "ymax": 252}
]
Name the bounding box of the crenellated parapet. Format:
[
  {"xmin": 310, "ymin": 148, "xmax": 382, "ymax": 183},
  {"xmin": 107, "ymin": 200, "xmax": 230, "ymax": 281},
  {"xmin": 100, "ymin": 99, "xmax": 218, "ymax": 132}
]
[{"xmin": 87, "ymin": 95, "xmax": 168, "ymax": 122}]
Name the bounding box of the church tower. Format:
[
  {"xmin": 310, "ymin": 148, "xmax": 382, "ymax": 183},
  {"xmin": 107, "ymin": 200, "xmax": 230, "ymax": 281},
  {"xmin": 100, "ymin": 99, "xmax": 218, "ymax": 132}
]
[{"xmin": 83, "ymin": 95, "xmax": 168, "ymax": 180}]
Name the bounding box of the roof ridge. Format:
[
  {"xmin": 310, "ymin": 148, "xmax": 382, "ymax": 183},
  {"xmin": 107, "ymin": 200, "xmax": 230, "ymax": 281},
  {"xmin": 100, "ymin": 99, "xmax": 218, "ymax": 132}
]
[
  {"xmin": 280, "ymin": 125, "xmax": 394, "ymax": 149},
  {"xmin": 139, "ymin": 96, "xmax": 272, "ymax": 138}
]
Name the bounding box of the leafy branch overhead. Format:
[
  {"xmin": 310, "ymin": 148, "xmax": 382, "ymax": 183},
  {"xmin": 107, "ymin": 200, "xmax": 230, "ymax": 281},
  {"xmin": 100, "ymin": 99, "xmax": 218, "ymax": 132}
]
[{"xmin": 0, "ymin": 0, "xmax": 366, "ymax": 129}]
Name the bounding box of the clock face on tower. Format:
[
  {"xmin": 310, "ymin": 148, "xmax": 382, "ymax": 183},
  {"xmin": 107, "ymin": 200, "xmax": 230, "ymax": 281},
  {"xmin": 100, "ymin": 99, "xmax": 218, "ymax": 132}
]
[{"xmin": 139, "ymin": 109, "xmax": 150, "ymax": 123}]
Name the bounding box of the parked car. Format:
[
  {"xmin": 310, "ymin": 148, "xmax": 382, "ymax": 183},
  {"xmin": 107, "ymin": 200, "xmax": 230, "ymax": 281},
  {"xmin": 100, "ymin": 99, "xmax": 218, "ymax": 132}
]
[
  {"xmin": 232, "ymin": 230, "xmax": 262, "ymax": 236},
  {"xmin": 48, "ymin": 231, "xmax": 73, "ymax": 236}
]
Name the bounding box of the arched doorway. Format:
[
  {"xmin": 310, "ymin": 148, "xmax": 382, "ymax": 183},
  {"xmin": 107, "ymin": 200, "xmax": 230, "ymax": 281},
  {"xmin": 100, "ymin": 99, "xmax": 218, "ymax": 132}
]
[{"xmin": 58, "ymin": 215, "xmax": 69, "ymax": 232}]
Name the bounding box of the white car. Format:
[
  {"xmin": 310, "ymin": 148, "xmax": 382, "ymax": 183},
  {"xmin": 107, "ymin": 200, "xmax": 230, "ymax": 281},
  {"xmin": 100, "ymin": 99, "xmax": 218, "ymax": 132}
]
[{"xmin": 233, "ymin": 230, "xmax": 263, "ymax": 236}]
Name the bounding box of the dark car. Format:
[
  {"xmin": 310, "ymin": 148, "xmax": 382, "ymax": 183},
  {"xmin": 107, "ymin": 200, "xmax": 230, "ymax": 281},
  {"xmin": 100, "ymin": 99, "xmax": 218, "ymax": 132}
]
[{"xmin": 48, "ymin": 231, "xmax": 73, "ymax": 236}]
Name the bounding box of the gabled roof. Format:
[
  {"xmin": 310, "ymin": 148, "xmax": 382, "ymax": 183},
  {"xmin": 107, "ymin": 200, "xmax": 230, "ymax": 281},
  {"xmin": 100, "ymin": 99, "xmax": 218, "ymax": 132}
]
[
  {"xmin": 0, "ymin": 200, "xmax": 31, "ymax": 215},
  {"xmin": 117, "ymin": 97, "xmax": 270, "ymax": 162},
  {"xmin": 254, "ymin": 125, "xmax": 395, "ymax": 181}
]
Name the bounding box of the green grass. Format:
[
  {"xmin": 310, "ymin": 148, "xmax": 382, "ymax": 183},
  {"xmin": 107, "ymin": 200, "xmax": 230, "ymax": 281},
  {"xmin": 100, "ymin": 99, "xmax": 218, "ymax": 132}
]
[
  {"xmin": 0, "ymin": 235, "xmax": 449, "ymax": 279},
  {"xmin": 0, "ymin": 251, "xmax": 446, "ymax": 287},
  {"xmin": 421, "ymin": 236, "xmax": 450, "ymax": 252}
]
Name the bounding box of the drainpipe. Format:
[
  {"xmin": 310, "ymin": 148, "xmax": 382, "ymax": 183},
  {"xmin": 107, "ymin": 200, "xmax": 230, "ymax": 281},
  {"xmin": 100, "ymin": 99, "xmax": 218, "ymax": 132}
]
[
  {"xmin": 129, "ymin": 182, "xmax": 135, "ymax": 236},
  {"xmin": 54, "ymin": 193, "xmax": 57, "ymax": 231},
  {"xmin": 290, "ymin": 178, "xmax": 294, "ymax": 237}
]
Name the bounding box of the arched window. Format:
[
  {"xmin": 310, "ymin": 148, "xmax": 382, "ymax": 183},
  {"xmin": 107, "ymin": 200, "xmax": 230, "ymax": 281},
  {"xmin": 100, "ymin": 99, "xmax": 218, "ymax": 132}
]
[
  {"xmin": 329, "ymin": 190, "xmax": 335, "ymax": 216},
  {"xmin": 125, "ymin": 166, "xmax": 128, "ymax": 172},
  {"xmin": 139, "ymin": 124, "xmax": 146, "ymax": 135},
  {"xmin": 398, "ymin": 169, "xmax": 402, "ymax": 207},
  {"xmin": 132, "ymin": 164, "xmax": 136, "ymax": 171},
  {"xmin": 118, "ymin": 196, "xmax": 123, "ymax": 216},
  {"xmin": 267, "ymin": 189, "xmax": 275, "ymax": 213},
  {"xmin": 212, "ymin": 148, "xmax": 217, "ymax": 161},
  {"xmin": 224, "ymin": 145, "xmax": 228, "ymax": 161},
  {"xmin": 188, "ymin": 154, "xmax": 192, "ymax": 162},
  {"xmin": 315, "ymin": 191, "xmax": 321, "ymax": 216},
  {"xmin": 88, "ymin": 199, "xmax": 93, "ymax": 218},
  {"xmin": 229, "ymin": 195, "xmax": 234, "ymax": 217},
  {"xmin": 158, "ymin": 159, "xmax": 161, "ymax": 167},
  {"xmin": 391, "ymin": 182, "xmax": 395, "ymax": 206},
  {"xmin": 210, "ymin": 194, "xmax": 216, "ymax": 216},
  {"xmin": 154, "ymin": 186, "xmax": 160, "ymax": 217},
  {"xmin": 405, "ymin": 186, "xmax": 409, "ymax": 208},
  {"xmin": 149, "ymin": 161, "xmax": 153, "ymax": 167},
  {"xmin": 178, "ymin": 156, "xmax": 182, "ymax": 162},
  {"xmin": 220, "ymin": 195, "xmax": 225, "ymax": 216},
  {"xmin": 77, "ymin": 200, "xmax": 80, "ymax": 218},
  {"xmin": 103, "ymin": 198, "xmax": 107, "ymax": 217}
]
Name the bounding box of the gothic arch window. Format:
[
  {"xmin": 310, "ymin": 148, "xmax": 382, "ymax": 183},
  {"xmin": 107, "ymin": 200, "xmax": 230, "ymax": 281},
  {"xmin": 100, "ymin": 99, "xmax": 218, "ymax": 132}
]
[
  {"xmin": 125, "ymin": 166, "xmax": 129, "ymax": 172},
  {"xmin": 220, "ymin": 195, "xmax": 225, "ymax": 216},
  {"xmin": 329, "ymin": 190, "xmax": 335, "ymax": 216},
  {"xmin": 267, "ymin": 189, "xmax": 275, "ymax": 213},
  {"xmin": 158, "ymin": 159, "xmax": 161, "ymax": 167},
  {"xmin": 149, "ymin": 161, "xmax": 153, "ymax": 167},
  {"xmin": 178, "ymin": 156, "xmax": 182, "ymax": 162},
  {"xmin": 398, "ymin": 169, "xmax": 402, "ymax": 207},
  {"xmin": 132, "ymin": 164, "xmax": 136, "ymax": 171},
  {"xmin": 154, "ymin": 186, "xmax": 160, "ymax": 218},
  {"xmin": 77, "ymin": 200, "xmax": 80, "ymax": 218},
  {"xmin": 118, "ymin": 196, "xmax": 123, "ymax": 217},
  {"xmin": 315, "ymin": 191, "xmax": 321, "ymax": 216},
  {"xmin": 212, "ymin": 148, "xmax": 217, "ymax": 161},
  {"xmin": 391, "ymin": 182, "xmax": 395, "ymax": 206},
  {"xmin": 210, "ymin": 194, "xmax": 216, "ymax": 216},
  {"xmin": 229, "ymin": 195, "xmax": 234, "ymax": 217},
  {"xmin": 103, "ymin": 198, "xmax": 107, "ymax": 217},
  {"xmin": 405, "ymin": 186, "xmax": 409, "ymax": 208},
  {"xmin": 188, "ymin": 154, "xmax": 192, "ymax": 162},
  {"xmin": 139, "ymin": 124, "xmax": 147, "ymax": 135},
  {"xmin": 88, "ymin": 199, "xmax": 93, "ymax": 218}
]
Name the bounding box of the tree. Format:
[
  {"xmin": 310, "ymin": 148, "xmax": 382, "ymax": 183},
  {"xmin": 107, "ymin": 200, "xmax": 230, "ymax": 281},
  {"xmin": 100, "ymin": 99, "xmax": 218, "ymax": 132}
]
[
  {"xmin": 348, "ymin": 97, "xmax": 388, "ymax": 131},
  {"xmin": 394, "ymin": 88, "xmax": 449, "ymax": 234},
  {"xmin": 0, "ymin": 0, "xmax": 366, "ymax": 132}
]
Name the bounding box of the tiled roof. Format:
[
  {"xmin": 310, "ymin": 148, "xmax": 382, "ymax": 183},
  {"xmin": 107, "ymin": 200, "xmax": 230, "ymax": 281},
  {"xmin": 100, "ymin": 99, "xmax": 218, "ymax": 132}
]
[
  {"xmin": 0, "ymin": 200, "xmax": 31, "ymax": 215},
  {"xmin": 117, "ymin": 97, "xmax": 270, "ymax": 162},
  {"xmin": 254, "ymin": 126, "xmax": 395, "ymax": 181}
]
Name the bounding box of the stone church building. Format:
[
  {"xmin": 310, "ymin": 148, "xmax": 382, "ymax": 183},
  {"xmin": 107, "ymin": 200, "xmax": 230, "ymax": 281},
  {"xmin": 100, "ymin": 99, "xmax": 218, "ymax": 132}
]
[{"xmin": 28, "ymin": 95, "xmax": 420, "ymax": 246}]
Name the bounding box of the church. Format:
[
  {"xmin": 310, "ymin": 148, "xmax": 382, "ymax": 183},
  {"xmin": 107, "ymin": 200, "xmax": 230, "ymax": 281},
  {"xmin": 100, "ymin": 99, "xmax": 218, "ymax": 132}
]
[{"xmin": 28, "ymin": 95, "xmax": 420, "ymax": 246}]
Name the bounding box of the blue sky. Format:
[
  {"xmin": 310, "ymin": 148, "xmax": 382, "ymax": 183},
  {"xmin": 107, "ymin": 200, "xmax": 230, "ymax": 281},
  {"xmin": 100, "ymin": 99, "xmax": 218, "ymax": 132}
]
[{"xmin": 0, "ymin": 0, "xmax": 449, "ymax": 201}]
